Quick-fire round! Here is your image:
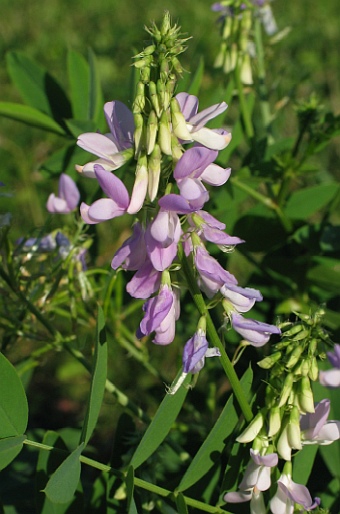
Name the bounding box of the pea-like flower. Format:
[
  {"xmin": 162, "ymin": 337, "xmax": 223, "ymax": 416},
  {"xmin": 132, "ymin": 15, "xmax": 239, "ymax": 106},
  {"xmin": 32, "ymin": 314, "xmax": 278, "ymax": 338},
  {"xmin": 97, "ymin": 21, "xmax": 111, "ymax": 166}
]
[
  {"xmin": 300, "ymin": 398, "xmax": 340, "ymax": 445},
  {"xmin": 182, "ymin": 328, "xmax": 221, "ymax": 374},
  {"xmin": 319, "ymin": 344, "xmax": 340, "ymax": 388},
  {"xmin": 231, "ymin": 312, "xmax": 281, "ymax": 346},
  {"xmin": 220, "ymin": 284, "xmax": 263, "ymax": 313},
  {"xmin": 47, "ymin": 173, "xmax": 80, "ymax": 214},
  {"xmin": 77, "ymin": 101, "xmax": 134, "ymax": 177},
  {"xmin": 270, "ymin": 471, "xmax": 320, "ymax": 514}
]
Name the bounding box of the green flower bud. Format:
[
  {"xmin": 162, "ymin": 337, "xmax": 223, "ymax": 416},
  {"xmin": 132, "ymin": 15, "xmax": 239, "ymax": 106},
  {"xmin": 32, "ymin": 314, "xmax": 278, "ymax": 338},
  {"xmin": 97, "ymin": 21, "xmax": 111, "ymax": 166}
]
[
  {"xmin": 286, "ymin": 346, "xmax": 304, "ymax": 369},
  {"xmin": 268, "ymin": 406, "xmax": 281, "ymax": 437},
  {"xmin": 236, "ymin": 411, "xmax": 264, "ymax": 444},
  {"xmin": 287, "ymin": 406, "xmax": 302, "ymax": 450},
  {"xmin": 277, "ymin": 420, "xmax": 291, "ymax": 461},
  {"xmin": 257, "ymin": 351, "xmax": 282, "ymax": 369},
  {"xmin": 171, "ymin": 56, "xmax": 183, "ymax": 77},
  {"xmin": 147, "ymin": 144, "xmax": 161, "ymax": 202},
  {"xmin": 133, "ymin": 82, "xmax": 146, "ymax": 114},
  {"xmin": 171, "ymin": 134, "xmax": 183, "ymax": 162},
  {"xmin": 281, "ymin": 323, "xmax": 305, "ymax": 337},
  {"xmin": 143, "ymin": 44, "xmax": 156, "ymax": 56},
  {"xmin": 170, "ymin": 98, "xmax": 192, "ymax": 140},
  {"xmin": 278, "ymin": 373, "xmax": 294, "ymax": 408},
  {"xmin": 308, "ymin": 356, "xmax": 319, "ymax": 382},
  {"xmin": 160, "ymin": 59, "xmax": 170, "ymax": 83},
  {"xmin": 297, "ymin": 376, "xmax": 315, "ymax": 414},
  {"xmin": 140, "ymin": 66, "xmax": 151, "ymax": 83},
  {"xmin": 133, "ymin": 55, "xmax": 153, "ymax": 69},
  {"xmin": 157, "ymin": 79, "xmax": 167, "ymax": 111},
  {"xmin": 158, "ymin": 110, "xmax": 172, "ymax": 155},
  {"xmin": 146, "ymin": 110, "xmax": 158, "ymax": 155},
  {"xmin": 133, "ymin": 113, "xmax": 145, "ymax": 158},
  {"xmin": 149, "ymin": 81, "xmax": 161, "ymax": 117}
]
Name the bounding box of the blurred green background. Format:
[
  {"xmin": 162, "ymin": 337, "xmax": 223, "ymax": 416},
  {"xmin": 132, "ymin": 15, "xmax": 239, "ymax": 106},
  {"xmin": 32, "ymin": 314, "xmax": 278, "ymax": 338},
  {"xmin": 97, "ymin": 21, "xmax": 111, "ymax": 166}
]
[{"xmin": 1, "ymin": 0, "xmax": 339, "ymax": 232}]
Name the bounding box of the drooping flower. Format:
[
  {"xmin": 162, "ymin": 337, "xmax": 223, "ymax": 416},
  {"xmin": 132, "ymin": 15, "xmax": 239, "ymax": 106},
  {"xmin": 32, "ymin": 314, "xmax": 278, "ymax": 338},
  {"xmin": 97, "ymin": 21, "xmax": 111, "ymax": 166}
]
[
  {"xmin": 80, "ymin": 165, "xmax": 129, "ymax": 224},
  {"xmin": 145, "ymin": 209, "xmax": 182, "ymax": 271},
  {"xmin": 270, "ymin": 469, "xmax": 320, "ymax": 514},
  {"xmin": 189, "ymin": 210, "xmax": 244, "ymax": 249},
  {"xmin": 175, "ymin": 92, "xmax": 231, "ymax": 150},
  {"xmin": 194, "ymin": 245, "xmax": 238, "ymax": 297},
  {"xmin": 126, "ymin": 259, "xmax": 162, "ymax": 299},
  {"xmin": 231, "ymin": 312, "xmax": 281, "ymax": 346},
  {"xmin": 77, "ymin": 101, "xmax": 134, "ymax": 177},
  {"xmin": 47, "ymin": 174, "xmax": 80, "ymax": 214},
  {"xmin": 138, "ymin": 283, "xmax": 179, "ymax": 345},
  {"xmin": 183, "ymin": 328, "xmax": 221, "ymax": 374},
  {"xmin": 220, "ymin": 284, "xmax": 263, "ymax": 313},
  {"xmin": 300, "ymin": 399, "xmax": 340, "ymax": 445},
  {"xmin": 111, "ymin": 222, "xmax": 147, "ymax": 271},
  {"xmin": 319, "ymin": 344, "xmax": 340, "ymax": 388}
]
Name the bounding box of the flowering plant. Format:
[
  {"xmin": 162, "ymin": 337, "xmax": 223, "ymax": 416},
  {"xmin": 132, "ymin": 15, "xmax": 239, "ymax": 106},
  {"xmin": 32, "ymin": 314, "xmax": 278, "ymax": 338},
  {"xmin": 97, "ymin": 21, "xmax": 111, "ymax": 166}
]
[{"xmin": 0, "ymin": 5, "xmax": 339, "ymax": 514}]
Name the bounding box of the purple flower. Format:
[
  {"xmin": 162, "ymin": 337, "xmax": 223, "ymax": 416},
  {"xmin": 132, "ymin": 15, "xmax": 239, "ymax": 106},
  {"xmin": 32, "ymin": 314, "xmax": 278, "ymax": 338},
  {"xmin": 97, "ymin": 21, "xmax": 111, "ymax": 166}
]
[
  {"xmin": 231, "ymin": 312, "xmax": 280, "ymax": 346},
  {"xmin": 183, "ymin": 329, "xmax": 221, "ymax": 374},
  {"xmin": 47, "ymin": 174, "xmax": 80, "ymax": 214},
  {"xmin": 220, "ymin": 284, "xmax": 263, "ymax": 313},
  {"xmin": 175, "ymin": 93, "xmax": 231, "ymax": 150},
  {"xmin": 319, "ymin": 344, "xmax": 340, "ymax": 388},
  {"xmin": 194, "ymin": 245, "xmax": 237, "ymax": 297},
  {"xmin": 111, "ymin": 223, "xmax": 147, "ymax": 271},
  {"xmin": 145, "ymin": 210, "xmax": 182, "ymax": 271},
  {"xmin": 138, "ymin": 284, "xmax": 179, "ymax": 345},
  {"xmin": 189, "ymin": 210, "xmax": 244, "ymax": 248},
  {"xmin": 300, "ymin": 399, "xmax": 340, "ymax": 445},
  {"xmin": 77, "ymin": 101, "xmax": 134, "ymax": 177},
  {"xmin": 270, "ymin": 473, "xmax": 320, "ymax": 514},
  {"xmin": 80, "ymin": 165, "xmax": 129, "ymax": 224},
  {"xmin": 126, "ymin": 259, "xmax": 161, "ymax": 299}
]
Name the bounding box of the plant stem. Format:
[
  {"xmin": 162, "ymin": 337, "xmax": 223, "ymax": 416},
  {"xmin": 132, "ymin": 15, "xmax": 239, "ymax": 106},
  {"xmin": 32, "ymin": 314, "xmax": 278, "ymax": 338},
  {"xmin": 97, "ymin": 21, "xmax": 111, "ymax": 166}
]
[
  {"xmin": 235, "ymin": 60, "xmax": 254, "ymax": 141},
  {"xmin": 178, "ymin": 246, "xmax": 253, "ymax": 423}
]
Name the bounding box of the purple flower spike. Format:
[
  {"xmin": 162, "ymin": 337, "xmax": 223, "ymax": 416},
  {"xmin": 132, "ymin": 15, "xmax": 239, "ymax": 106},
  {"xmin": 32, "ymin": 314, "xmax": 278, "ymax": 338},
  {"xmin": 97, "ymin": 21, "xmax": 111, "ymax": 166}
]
[
  {"xmin": 239, "ymin": 449, "xmax": 278, "ymax": 493},
  {"xmin": 319, "ymin": 344, "xmax": 340, "ymax": 388},
  {"xmin": 126, "ymin": 259, "xmax": 161, "ymax": 299},
  {"xmin": 174, "ymin": 146, "xmax": 218, "ymax": 181},
  {"xmin": 231, "ymin": 312, "xmax": 280, "ymax": 346},
  {"xmin": 47, "ymin": 174, "xmax": 80, "ymax": 214},
  {"xmin": 270, "ymin": 474, "xmax": 320, "ymax": 514},
  {"xmin": 145, "ymin": 211, "xmax": 182, "ymax": 271},
  {"xmin": 80, "ymin": 165, "xmax": 129, "ymax": 224},
  {"xmin": 220, "ymin": 284, "xmax": 263, "ymax": 313},
  {"xmin": 183, "ymin": 330, "xmax": 221, "ymax": 374},
  {"xmin": 300, "ymin": 399, "xmax": 340, "ymax": 444}
]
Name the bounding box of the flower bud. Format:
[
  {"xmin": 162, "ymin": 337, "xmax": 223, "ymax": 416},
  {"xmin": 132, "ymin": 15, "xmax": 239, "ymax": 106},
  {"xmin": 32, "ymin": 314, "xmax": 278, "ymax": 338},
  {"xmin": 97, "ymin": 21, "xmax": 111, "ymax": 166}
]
[
  {"xmin": 133, "ymin": 55, "xmax": 153, "ymax": 69},
  {"xmin": 158, "ymin": 110, "xmax": 172, "ymax": 155},
  {"xmin": 134, "ymin": 113, "xmax": 145, "ymax": 158},
  {"xmin": 308, "ymin": 356, "xmax": 319, "ymax": 382},
  {"xmin": 127, "ymin": 154, "xmax": 148, "ymax": 214},
  {"xmin": 147, "ymin": 144, "xmax": 161, "ymax": 201},
  {"xmin": 287, "ymin": 406, "xmax": 302, "ymax": 450},
  {"xmin": 278, "ymin": 373, "xmax": 294, "ymax": 408},
  {"xmin": 157, "ymin": 79, "xmax": 167, "ymax": 111},
  {"xmin": 133, "ymin": 82, "xmax": 145, "ymax": 114},
  {"xmin": 149, "ymin": 81, "xmax": 161, "ymax": 117},
  {"xmin": 268, "ymin": 407, "xmax": 281, "ymax": 437},
  {"xmin": 281, "ymin": 323, "xmax": 305, "ymax": 337},
  {"xmin": 170, "ymin": 98, "xmax": 192, "ymax": 140},
  {"xmin": 277, "ymin": 421, "xmax": 291, "ymax": 461},
  {"xmin": 286, "ymin": 346, "xmax": 304, "ymax": 369},
  {"xmin": 171, "ymin": 134, "xmax": 183, "ymax": 162},
  {"xmin": 236, "ymin": 411, "xmax": 264, "ymax": 444},
  {"xmin": 297, "ymin": 376, "xmax": 315, "ymax": 414},
  {"xmin": 146, "ymin": 110, "xmax": 158, "ymax": 155},
  {"xmin": 257, "ymin": 352, "xmax": 282, "ymax": 369}
]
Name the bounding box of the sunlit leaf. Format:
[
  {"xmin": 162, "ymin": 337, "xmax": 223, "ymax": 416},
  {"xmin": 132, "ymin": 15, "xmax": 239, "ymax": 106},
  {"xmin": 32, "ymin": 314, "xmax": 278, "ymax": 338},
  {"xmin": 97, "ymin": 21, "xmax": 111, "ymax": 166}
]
[
  {"xmin": 0, "ymin": 435, "xmax": 26, "ymax": 472},
  {"xmin": 285, "ymin": 183, "xmax": 339, "ymax": 220},
  {"xmin": 88, "ymin": 48, "xmax": 104, "ymax": 123},
  {"xmin": 0, "ymin": 353, "xmax": 28, "ymax": 439},
  {"xmin": 175, "ymin": 492, "xmax": 189, "ymax": 514},
  {"xmin": 67, "ymin": 50, "xmax": 90, "ymax": 119},
  {"xmin": 0, "ymin": 102, "xmax": 66, "ymax": 136},
  {"xmin": 187, "ymin": 57, "xmax": 204, "ymax": 97}
]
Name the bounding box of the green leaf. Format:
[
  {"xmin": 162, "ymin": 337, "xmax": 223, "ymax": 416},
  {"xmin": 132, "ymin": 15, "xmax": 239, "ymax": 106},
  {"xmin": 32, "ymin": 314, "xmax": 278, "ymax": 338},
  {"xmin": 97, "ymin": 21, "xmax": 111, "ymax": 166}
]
[
  {"xmin": 129, "ymin": 372, "xmax": 191, "ymax": 469},
  {"xmin": 285, "ymin": 183, "xmax": 340, "ymax": 220},
  {"xmin": 79, "ymin": 306, "xmax": 107, "ymax": 447},
  {"xmin": 307, "ymin": 256, "xmax": 340, "ymax": 294},
  {"xmin": 187, "ymin": 57, "xmax": 204, "ymax": 97},
  {"xmin": 0, "ymin": 102, "xmax": 66, "ymax": 136},
  {"xmin": 0, "ymin": 435, "xmax": 26, "ymax": 472},
  {"xmin": 43, "ymin": 443, "xmax": 84, "ymax": 504},
  {"xmin": 67, "ymin": 50, "xmax": 90, "ymax": 119},
  {"xmin": 177, "ymin": 367, "xmax": 253, "ymax": 492},
  {"xmin": 36, "ymin": 431, "xmax": 84, "ymax": 514},
  {"xmin": 126, "ymin": 466, "xmax": 138, "ymax": 514},
  {"xmin": 0, "ymin": 353, "xmax": 28, "ymax": 438},
  {"xmin": 88, "ymin": 48, "xmax": 104, "ymax": 122},
  {"xmin": 6, "ymin": 51, "xmax": 71, "ymax": 120},
  {"xmin": 175, "ymin": 492, "xmax": 189, "ymax": 514},
  {"xmin": 65, "ymin": 119, "xmax": 98, "ymax": 138},
  {"xmin": 292, "ymin": 444, "xmax": 318, "ymax": 485},
  {"xmin": 39, "ymin": 143, "xmax": 87, "ymax": 176}
]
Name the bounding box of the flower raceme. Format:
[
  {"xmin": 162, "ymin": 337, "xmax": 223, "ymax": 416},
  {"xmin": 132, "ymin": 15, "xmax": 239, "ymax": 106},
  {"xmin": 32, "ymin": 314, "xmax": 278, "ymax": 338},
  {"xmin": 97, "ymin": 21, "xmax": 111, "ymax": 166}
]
[{"xmin": 319, "ymin": 343, "xmax": 340, "ymax": 388}]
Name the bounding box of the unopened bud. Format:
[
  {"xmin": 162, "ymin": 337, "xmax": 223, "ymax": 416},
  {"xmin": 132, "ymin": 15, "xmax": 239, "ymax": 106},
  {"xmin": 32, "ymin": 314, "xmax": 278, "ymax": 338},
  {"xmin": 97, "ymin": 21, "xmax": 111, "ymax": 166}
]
[
  {"xmin": 297, "ymin": 376, "xmax": 315, "ymax": 414},
  {"xmin": 268, "ymin": 407, "xmax": 281, "ymax": 437},
  {"xmin": 148, "ymin": 144, "xmax": 161, "ymax": 201},
  {"xmin": 282, "ymin": 323, "xmax": 304, "ymax": 338},
  {"xmin": 170, "ymin": 98, "xmax": 192, "ymax": 140},
  {"xmin": 160, "ymin": 59, "xmax": 170, "ymax": 82},
  {"xmin": 133, "ymin": 82, "xmax": 145, "ymax": 114},
  {"xmin": 157, "ymin": 79, "xmax": 167, "ymax": 111},
  {"xmin": 127, "ymin": 154, "xmax": 148, "ymax": 214},
  {"xmin": 143, "ymin": 44, "xmax": 156, "ymax": 56},
  {"xmin": 171, "ymin": 56, "xmax": 183, "ymax": 77},
  {"xmin": 171, "ymin": 134, "xmax": 183, "ymax": 162},
  {"xmin": 257, "ymin": 352, "xmax": 282, "ymax": 370},
  {"xmin": 277, "ymin": 421, "xmax": 291, "ymax": 461},
  {"xmin": 158, "ymin": 110, "xmax": 172, "ymax": 155},
  {"xmin": 149, "ymin": 81, "xmax": 161, "ymax": 117},
  {"xmin": 286, "ymin": 346, "xmax": 304, "ymax": 369},
  {"xmin": 287, "ymin": 406, "xmax": 302, "ymax": 450},
  {"xmin": 146, "ymin": 110, "xmax": 158, "ymax": 155},
  {"xmin": 133, "ymin": 55, "xmax": 153, "ymax": 69},
  {"xmin": 133, "ymin": 113, "xmax": 145, "ymax": 158},
  {"xmin": 278, "ymin": 373, "xmax": 294, "ymax": 408},
  {"xmin": 140, "ymin": 66, "xmax": 150, "ymax": 83},
  {"xmin": 308, "ymin": 356, "xmax": 319, "ymax": 382},
  {"xmin": 236, "ymin": 411, "xmax": 264, "ymax": 444}
]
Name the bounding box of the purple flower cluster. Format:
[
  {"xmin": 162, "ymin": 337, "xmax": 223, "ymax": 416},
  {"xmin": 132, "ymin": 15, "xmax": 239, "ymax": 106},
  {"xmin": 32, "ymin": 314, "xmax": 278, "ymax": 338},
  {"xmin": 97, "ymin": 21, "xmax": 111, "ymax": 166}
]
[
  {"xmin": 319, "ymin": 344, "xmax": 340, "ymax": 388},
  {"xmin": 74, "ymin": 91, "xmax": 280, "ymax": 378}
]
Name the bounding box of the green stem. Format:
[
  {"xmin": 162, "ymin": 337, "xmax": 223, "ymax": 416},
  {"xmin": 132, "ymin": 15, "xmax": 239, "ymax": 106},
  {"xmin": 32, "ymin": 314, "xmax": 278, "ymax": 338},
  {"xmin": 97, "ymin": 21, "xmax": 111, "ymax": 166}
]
[
  {"xmin": 23, "ymin": 438, "xmax": 231, "ymax": 514},
  {"xmin": 235, "ymin": 60, "xmax": 254, "ymax": 141},
  {"xmin": 178, "ymin": 246, "xmax": 253, "ymax": 422}
]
